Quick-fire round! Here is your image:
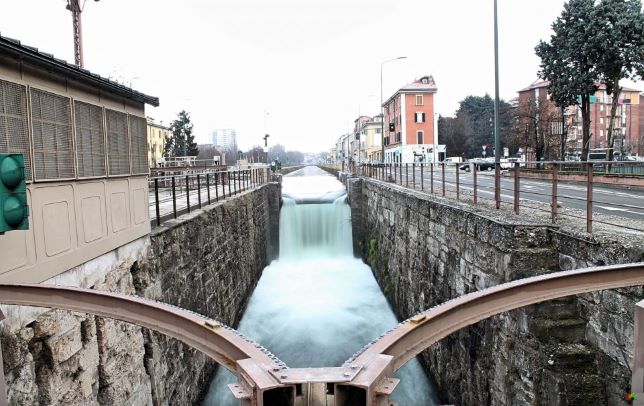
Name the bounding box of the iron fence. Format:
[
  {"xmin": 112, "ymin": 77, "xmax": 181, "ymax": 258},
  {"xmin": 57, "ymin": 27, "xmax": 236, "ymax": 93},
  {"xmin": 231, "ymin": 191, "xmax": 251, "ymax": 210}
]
[
  {"xmin": 356, "ymin": 161, "xmax": 644, "ymax": 233},
  {"xmin": 149, "ymin": 167, "xmax": 270, "ymax": 227}
]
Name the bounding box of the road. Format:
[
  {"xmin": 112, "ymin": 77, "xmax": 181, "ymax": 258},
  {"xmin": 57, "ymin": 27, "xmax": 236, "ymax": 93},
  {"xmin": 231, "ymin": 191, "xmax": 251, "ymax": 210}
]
[{"xmin": 377, "ymin": 165, "xmax": 644, "ymax": 222}]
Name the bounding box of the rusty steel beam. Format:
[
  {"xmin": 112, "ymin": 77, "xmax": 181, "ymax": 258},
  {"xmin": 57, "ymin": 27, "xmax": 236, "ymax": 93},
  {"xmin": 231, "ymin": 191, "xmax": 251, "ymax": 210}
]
[
  {"xmin": 348, "ymin": 262, "xmax": 644, "ymax": 373},
  {"xmin": 0, "ymin": 284, "xmax": 281, "ymax": 374}
]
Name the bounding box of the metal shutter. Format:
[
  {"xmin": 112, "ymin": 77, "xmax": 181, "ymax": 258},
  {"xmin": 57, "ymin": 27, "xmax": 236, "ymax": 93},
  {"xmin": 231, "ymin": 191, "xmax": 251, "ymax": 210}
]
[
  {"xmin": 74, "ymin": 101, "xmax": 106, "ymax": 177},
  {"xmin": 0, "ymin": 80, "xmax": 31, "ymax": 180},
  {"xmin": 30, "ymin": 89, "xmax": 75, "ymax": 180},
  {"xmin": 128, "ymin": 115, "xmax": 148, "ymax": 175},
  {"xmin": 105, "ymin": 109, "xmax": 130, "ymax": 176}
]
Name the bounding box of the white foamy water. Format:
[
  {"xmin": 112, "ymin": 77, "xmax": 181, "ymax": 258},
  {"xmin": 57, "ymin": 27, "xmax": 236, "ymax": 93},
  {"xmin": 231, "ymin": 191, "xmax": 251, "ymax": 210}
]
[{"xmin": 203, "ymin": 166, "xmax": 438, "ymax": 405}]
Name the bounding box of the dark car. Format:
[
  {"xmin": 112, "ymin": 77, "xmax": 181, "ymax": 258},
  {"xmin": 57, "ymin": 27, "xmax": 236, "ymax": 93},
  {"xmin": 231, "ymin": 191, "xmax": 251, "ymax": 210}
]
[{"xmin": 459, "ymin": 159, "xmax": 495, "ymax": 172}]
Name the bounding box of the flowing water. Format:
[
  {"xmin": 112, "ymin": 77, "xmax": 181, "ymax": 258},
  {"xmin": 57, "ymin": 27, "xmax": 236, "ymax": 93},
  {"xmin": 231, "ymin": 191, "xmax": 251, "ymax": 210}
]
[{"xmin": 204, "ymin": 166, "xmax": 438, "ymax": 405}]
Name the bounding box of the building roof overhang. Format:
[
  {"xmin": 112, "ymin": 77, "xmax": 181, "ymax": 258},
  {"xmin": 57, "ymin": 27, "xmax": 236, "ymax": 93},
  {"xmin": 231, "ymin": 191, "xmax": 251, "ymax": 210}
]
[{"xmin": 0, "ymin": 34, "xmax": 159, "ymax": 107}]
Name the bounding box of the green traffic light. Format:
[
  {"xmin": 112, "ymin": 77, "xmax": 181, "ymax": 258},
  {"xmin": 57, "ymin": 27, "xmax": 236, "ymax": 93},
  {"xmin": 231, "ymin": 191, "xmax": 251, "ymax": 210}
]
[
  {"xmin": 3, "ymin": 195, "xmax": 25, "ymax": 227},
  {"xmin": 0, "ymin": 156, "xmax": 22, "ymax": 189},
  {"xmin": 0, "ymin": 154, "xmax": 28, "ymax": 233}
]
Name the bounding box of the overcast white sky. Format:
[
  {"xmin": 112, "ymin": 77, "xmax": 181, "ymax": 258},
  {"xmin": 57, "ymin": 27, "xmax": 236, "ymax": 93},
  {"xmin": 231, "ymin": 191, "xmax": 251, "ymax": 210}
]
[{"xmin": 1, "ymin": 0, "xmax": 640, "ymax": 152}]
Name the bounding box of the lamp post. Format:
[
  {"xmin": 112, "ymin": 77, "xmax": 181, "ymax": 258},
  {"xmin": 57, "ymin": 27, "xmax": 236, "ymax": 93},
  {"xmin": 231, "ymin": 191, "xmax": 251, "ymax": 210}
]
[
  {"xmin": 263, "ymin": 134, "xmax": 270, "ymax": 164},
  {"xmin": 66, "ymin": 0, "xmax": 100, "ymax": 68},
  {"xmin": 381, "ymin": 57, "xmax": 407, "ymax": 164}
]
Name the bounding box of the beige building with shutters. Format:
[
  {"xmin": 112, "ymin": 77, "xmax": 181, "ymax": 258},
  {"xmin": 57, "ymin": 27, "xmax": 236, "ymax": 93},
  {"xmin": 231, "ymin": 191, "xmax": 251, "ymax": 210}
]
[
  {"xmin": 147, "ymin": 119, "xmax": 170, "ymax": 168},
  {"xmin": 0, "ymin": 35, "xmax": 159, "ymax": 283}
]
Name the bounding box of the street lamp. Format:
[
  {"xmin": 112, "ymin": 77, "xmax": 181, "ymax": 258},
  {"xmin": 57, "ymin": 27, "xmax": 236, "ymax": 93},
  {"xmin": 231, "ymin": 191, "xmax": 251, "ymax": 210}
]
[
  {"xmin": 65, "ymin": 0, "xmax": 100, "ymax": 68},
  {"xmin": 493, "ymin": 0, "xmax": 501, "ymax": 208},
  {"xmin": 263, "ymin": 134, "xmax": 270, "ymax": 164},
  {"xmin": 381, "ymin": 57, "xmax": 407, "ymax": 164}
]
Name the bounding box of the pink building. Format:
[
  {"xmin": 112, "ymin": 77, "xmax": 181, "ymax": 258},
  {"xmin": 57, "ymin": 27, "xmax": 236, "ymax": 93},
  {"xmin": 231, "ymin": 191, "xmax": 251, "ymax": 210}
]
[
  {"xmin": 382, "ymin": 75, "xmax": 444, "ymax": 163},
  {"xmin": 518, "ymin": 81, "xmax": 642, "ymax": 158}
]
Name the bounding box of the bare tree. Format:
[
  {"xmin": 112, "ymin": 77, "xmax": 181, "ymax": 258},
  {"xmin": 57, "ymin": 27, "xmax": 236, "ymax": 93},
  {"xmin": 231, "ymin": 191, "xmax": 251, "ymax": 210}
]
[{"xmin": 517, "ymin": 94, "xmax": 562, "ymax": 161}]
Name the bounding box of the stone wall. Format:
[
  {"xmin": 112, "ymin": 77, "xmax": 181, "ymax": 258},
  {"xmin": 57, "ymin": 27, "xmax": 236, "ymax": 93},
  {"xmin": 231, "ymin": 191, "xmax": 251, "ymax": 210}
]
[
  {"xmin": 133, "ymin": 182, "xmax": 281, "ymax": 405},
  {"xmin": 348, "ymin": 177, "xmax": 644, "ymax": 406},
  {"xmin": 1, "ymin": 183, "xmax": 281, "ymax": 405}
]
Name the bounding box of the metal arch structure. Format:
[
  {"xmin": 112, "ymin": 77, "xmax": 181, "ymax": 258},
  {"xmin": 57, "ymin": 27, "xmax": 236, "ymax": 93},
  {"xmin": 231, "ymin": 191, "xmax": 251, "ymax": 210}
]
[
  {"xmin": 0, "ymin": 284, "xmax": 291, "ymax": 404},
  {"xmin": 0, "ymin": 263, "xmax": 642, "ymax": 405},
  {"xmin": 340, "ymin": 262, "xmax": 644, "ymax": 405},
  {"xmin": 0, "ymin": 284, "xmax": 281, "ymax": 371}
]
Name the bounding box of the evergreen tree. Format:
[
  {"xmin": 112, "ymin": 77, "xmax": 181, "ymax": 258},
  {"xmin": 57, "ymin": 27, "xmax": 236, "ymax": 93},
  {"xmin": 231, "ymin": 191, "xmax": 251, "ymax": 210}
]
[
  {"xmin": 594, "ymin": 0, "xmax": 644, "ymax": 160},
  {"xmin": 168, "ymin": 110, "xmax": 199, "ymax": 157},
  {"xmin": 536, "ymin": 0, "xmax": 600, "ymax": 161},
  {"xmin": 456, "ymin": 95, "xmax": 513, "ymax": 158}
]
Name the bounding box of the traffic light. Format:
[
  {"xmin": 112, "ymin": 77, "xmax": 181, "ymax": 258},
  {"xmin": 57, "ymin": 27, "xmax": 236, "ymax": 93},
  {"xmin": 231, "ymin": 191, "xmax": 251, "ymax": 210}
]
[
  {"xmin": 389, "ymin": 123, "xmax": 395, "ymax": 132},
  {"xmin": 0, "ymin": 154, "xmax": 28, "ymax": 234}
]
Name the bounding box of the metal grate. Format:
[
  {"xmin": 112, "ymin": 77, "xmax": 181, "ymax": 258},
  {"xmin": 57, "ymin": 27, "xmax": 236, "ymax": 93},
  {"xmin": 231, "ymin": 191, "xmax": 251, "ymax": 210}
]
[
  {"xmin": 0, "ymin": 80, "xmax": 32, "ymax": 180},
  {"xmin": 74, "ymin": 101, "xmax": 106, "ymax": 177},
  {"xmin": 30, "ymin": 88, "xmax": 75, "ymax": 180},
  {"xmin": 105, "ymin": 109, "xmax": 130, "ymax": 176},
  {"xmin": 128, "ymin": 115, "xmax": 148, "ymax": 175}
]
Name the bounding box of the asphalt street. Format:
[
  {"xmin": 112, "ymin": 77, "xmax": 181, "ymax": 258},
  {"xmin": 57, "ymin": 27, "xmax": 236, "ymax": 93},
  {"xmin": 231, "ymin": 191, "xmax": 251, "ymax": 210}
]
[{"xmin": 384, "ymin": 166, "xmax": 644, "ymax": 222}]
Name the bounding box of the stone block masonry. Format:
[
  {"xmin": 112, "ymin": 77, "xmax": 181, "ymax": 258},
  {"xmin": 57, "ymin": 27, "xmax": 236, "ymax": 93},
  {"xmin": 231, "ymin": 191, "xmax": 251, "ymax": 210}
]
[
  {"xmin": 1, "ymin": 182, "xmax": 281, "ymax": 405},
  {"xmin": 347, "ymin": 177, "xmax": 644, "ymax": 406}
]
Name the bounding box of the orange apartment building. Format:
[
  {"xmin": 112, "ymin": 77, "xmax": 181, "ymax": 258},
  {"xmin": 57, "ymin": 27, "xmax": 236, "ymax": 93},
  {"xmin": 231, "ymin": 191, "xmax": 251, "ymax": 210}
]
[
  {"xmin": 382, "ymin": 75, "xmax": 445, "ymax": 164},
  {"xmin": 518, "ymin": 81, "xmax": 643, "ymax": 158}
]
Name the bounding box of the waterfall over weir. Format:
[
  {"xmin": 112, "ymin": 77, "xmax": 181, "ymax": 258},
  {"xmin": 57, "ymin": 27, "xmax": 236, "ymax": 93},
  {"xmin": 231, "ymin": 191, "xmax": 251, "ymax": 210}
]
[
  {"xmin": 279, "ymin": 196, "xmax": 352, "ymax": 259},
  {"xmin": 204, "ymin": 166, "xmax": 437, "ymax": 405}
]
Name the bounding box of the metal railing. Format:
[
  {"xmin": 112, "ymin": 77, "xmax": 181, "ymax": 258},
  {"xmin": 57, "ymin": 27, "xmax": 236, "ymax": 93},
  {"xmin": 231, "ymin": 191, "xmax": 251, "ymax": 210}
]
[
  {"xmin": 356, "ymin": 160, "xmax": 644, "ymax": 233},
  {"xmin": 148, "ymin": 167, "xmax": 270, "ymax": 227}
]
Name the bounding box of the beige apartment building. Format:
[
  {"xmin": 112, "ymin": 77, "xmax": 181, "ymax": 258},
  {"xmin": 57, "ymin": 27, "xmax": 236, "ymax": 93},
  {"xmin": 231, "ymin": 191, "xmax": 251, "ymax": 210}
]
[
  {"xmin": 361, "ymin": 115, "xmax": 383, "ymax": 163},
  {"xmin": 147, "ymin": 119, "xmax": 170, "ymax": 167},
  {"xmin": 0, "ymin": 35, "xmax": 158, "ymax": 283}
]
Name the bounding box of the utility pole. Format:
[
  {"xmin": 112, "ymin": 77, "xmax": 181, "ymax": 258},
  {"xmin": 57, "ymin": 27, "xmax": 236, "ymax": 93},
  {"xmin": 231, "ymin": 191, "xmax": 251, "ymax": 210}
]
[
  {"xmin": 493, "ymin": 0, "xmax": 501, "ymax": 208},
  {"xmin": 66, "ymin": 0, "xmax": 100, "ymax": 68}
]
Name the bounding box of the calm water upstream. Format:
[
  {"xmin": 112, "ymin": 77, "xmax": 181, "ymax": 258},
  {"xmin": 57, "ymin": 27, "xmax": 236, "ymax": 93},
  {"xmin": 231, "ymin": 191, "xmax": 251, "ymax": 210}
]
[{"xmin": 204, "ymin": 166, "xmax": 438, "ymax": 405}]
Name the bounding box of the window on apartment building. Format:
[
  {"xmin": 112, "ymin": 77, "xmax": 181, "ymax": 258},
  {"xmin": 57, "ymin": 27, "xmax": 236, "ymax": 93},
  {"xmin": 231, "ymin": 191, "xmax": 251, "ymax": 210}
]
[
  {"xmin": 30, "ymin": 88, "xmax": 75, "ymax": 180},
  {"xmin": 0, "ymin": 80, "xmax": 31, "ymax": 180},
  {"xmin": 416, "ymin": 95, "xmax": 423, "ymax": 105},
  {"xmin": 417, "ymin": 131, "xmax": 424, "ymax": 144},
  {"xmin": 600, "ymin": 104, "xmax": 604, "ymax": 111},
  {"xmin": 106, "ymin": 109, "xmax": 130, "ymax": 176},
  {"xmin": 74, "ymin": 101, "xmax": 106, "ymax": 178},
  {"xmin": 600, "ymin": 130, "xmax": 604, "ymax": 137},
  {"xmin": 600, "ymin": 117, "xmax": 604, "ymax": 125},
  {"xmin": 396, "ymin": 132, "xmax": 401, "ymax": 142},
  {"xmin": 415, "ymin": 112, "xmax": 426, "ymax": 123},
  {"xmin": 129, "ymin": 115, "xmax": 148, "ymax": 175}
]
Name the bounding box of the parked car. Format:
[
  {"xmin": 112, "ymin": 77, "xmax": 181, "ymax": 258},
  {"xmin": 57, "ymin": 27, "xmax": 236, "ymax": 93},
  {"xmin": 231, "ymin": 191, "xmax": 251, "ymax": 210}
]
[
  {"xmin": 459, "ymin": 158, "xmax": 495, "ymax": 172},
  {"xmin": 507, "ymin": 157, "xmax": 526, "ymax": 168}
]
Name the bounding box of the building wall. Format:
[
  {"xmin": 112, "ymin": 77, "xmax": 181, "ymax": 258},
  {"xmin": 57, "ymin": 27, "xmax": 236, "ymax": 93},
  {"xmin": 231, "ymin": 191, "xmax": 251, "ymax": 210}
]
[
  {"xmin": 517, "ymin": 82, "xmax": 642, "ymax": 156},
  {"xmin": 0, "ymin": 58, "xmax": 151, "ymax": 285},
  {"xmin": 384, "ymin": 91, "xmax": 437, "ymax": 163},
  {"xmin": 211, "ymin": 129, "xmax": 237, "ymax": 151},
  {"xmin": 1, "ymin": 183, "xmax": 281, "ymax": 405},
  {"xmin": 639, "ymin": 98, "xmax": 644, "ymax": 156},
  {"xmin": 364, "ymin": 121, "xmax": 382, "ymax": 163},
  {"xmin": 0, "ymin": 177, "xmax": 150, "ymax": 283},
  {"xmin": 147, "ymin": 123, "xmax": 170, "ymax": 167},
  {"xmin": 384, "ymin": 95, "xmax": 402, "ymax": 150},
  {"xmin": 404, "ymin": 93, "xmax": 435, "ymax": 145},
  {"xmin": 347, "ymin": 177, "xmax": 643, "ymax": 406}
]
